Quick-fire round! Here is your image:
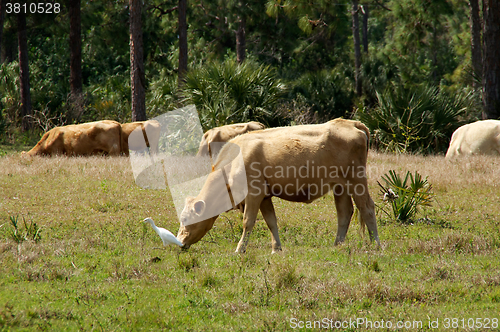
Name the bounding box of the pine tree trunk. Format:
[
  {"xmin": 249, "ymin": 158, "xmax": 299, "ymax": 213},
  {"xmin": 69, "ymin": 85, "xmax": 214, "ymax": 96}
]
[
  {"xmin": 469, "ymin": 0, "xmax": 482, "ymax": 90},
  {"xmin": 178, "ymin": 0, "xmax": 188, "ymax": 86},
  {"xmin": 236, "ymin": 16, "xmax": 246, "ymax": 64},
  {"xmin": 362, "ymin": 5, "xmax": 368, "ymax": 54},
  {"xmin": 18, "ymin": 11, "xmax": 32, "ymax": 131},
  {"xmin": 482, "ymin": 0, "xmax": 500, "ymax": 119},
  {"xmin": 352, "ymin": 0, "xmax": 362, "ymax": 96},
  {"xmin": 130, "ymin": 0, "xmax": 146, "ymax": 122},
  {"xmin": 0, "ymin": 0, "xmax": 5, "ymax": 63},
  {"xmin": 69, "ymin": 0, "xmax": 83, "ymax": 117}
]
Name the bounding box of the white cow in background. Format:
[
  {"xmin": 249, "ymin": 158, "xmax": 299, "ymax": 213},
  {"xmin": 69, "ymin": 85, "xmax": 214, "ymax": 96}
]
[{"xmin": 445, "ymin": 120, "xmax": 500, "ymax": 158}]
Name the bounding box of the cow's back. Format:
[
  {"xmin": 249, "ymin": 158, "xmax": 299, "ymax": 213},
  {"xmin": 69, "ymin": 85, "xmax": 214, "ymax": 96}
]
[
  {"xmin": 25, "ymin": 120, "xmax": 121, "ymax": 156},
  {"xmin": 63, "ymin": 120, "xmax": 121, "ymax": 155},
  {"xmin": 229, "ymin": 119, "xmax": 368, "ymax": 166}
]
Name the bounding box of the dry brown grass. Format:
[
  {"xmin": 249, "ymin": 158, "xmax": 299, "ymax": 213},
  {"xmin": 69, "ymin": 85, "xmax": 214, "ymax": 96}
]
[
  {"xmin": 367, "ymin": 151, "xmax": 500, "ymax": 188},
  {"xmin": 0, "ymin": 154, "xmax": 133, "ymax": 178}
]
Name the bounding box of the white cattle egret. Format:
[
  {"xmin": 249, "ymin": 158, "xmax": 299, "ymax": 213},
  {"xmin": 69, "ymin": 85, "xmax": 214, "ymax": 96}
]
[
  {"xmin": 383, "ymin": 188, "xmax": 399, "ymax": 202},
  {"xmin": 143, "ymin": 218, "xmax": 183, "ymax": 247}
]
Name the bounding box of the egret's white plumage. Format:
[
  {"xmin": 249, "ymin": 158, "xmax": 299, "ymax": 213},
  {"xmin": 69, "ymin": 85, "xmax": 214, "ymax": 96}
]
[
  {"xmin": 383, "ymin": 188, "xmax": 399, "ymax": 202},
  {"xmin": 143, "ymin": 218, "xmax": 183, "ymax": 247}
]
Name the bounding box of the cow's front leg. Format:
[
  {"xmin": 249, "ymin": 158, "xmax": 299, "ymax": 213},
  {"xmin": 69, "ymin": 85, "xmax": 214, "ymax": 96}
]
[
  {"xmin": 235, "ymin": 200, "xmax": 261, "ymax": 253},
  {"xmin": 260, "ymin": 197, "xmax": 281, "ymax": 253},
  {"xmin": 333, "ymin": 190, "xmax": 354, "ymax": 245}
]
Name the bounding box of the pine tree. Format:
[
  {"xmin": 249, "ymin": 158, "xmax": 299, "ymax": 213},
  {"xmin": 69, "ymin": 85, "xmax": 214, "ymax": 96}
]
[
  {"xmin": 130, "ymin": 0, "xmax": 146, "ymax": 121},
  {"xmin": 17, "ymin": 10, "xmax": 32, "ymax": 131},
  {"xmin": 482, "ymin": 0, "xmax": 500, "ymax": 119}
]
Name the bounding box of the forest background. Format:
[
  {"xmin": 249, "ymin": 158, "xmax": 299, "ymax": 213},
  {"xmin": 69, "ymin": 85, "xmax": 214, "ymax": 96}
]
[{"xmin": 0, "ymin": 0, "xmax": 499, "ymax": 154}]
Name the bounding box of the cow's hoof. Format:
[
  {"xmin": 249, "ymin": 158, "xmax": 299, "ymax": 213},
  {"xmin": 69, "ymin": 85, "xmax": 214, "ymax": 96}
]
[{"xmin": 271, "ymin": 248, "xmax": 282, "ymax": 254}]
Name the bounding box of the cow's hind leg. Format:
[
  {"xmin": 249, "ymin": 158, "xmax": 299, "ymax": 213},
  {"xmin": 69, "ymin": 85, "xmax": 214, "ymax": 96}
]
[
  {"xmin": 260, "ymin": 197, "xmax": 281, "ymax": 253},
  {"xmin": 333, "ymin": 190, "xmax": 354, "ymax": 245},
  {"xmin": 235, "ymin": 199, "xmax": 261, "ymax": 253},
  {"xmin": 352, "ymin": 192, "xmax": 380, "ymax": 246}
]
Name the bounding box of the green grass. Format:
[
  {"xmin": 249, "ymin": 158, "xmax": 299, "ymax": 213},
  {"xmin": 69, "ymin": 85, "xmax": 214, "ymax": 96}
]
[{"xmin": 0, "ymin": 151, "xmax": 499, "ymax": 331}]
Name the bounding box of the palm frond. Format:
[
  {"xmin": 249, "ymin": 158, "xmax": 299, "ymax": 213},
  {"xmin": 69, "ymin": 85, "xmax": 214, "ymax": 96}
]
[{"xmin": 182, "ymin": 59, "xmax": 285, "ymax": 130}]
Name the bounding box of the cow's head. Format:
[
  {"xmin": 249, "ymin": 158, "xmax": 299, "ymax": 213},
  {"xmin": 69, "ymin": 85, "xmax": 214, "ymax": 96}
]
[
  {"xmin": 176, "ymin": 142, "xmax": 247, "ymax": 249},
  {"xmin": 177, "ymin": 196, "xmax": 218, "ymax": 248}
]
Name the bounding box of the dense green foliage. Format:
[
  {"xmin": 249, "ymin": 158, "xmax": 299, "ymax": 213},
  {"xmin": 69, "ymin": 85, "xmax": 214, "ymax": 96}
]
[
  {"xmin": 290, "ymin": 68, "xmax": 354, "ymax": 122},
  {"xmin": 0, "ymin": 0, "xmax": 485, "ymax": 153},
  {"xmin": 357, "ymin": 85, "xmax": 476, "ymax": 153},
  {"xmin": 182, "ymin": 59, "xmax": 285, "ymax": 129}
]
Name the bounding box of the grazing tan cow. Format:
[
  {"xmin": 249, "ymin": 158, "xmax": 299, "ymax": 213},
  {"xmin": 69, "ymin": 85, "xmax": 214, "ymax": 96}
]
[
  {"xmin": 196, "ymin": 121, "xmax": 265, "ymax": 158},
  {"xmin": 23, "ymin": 120, "xmax": 121, "ymax": 156},
  {"xmin": 120, "ymin": 120, "xmax": 161, "ymax": 156},
  {"xmin": 177, "ymin": 119, "xmax": 380, "ymax": 253},
  {"xmin": 445, "ymin": 120, "xmax": 500, "ymax": 158}
]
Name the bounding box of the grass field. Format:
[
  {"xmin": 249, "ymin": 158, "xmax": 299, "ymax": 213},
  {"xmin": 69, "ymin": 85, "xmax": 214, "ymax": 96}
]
[{"xmin": 1, "ymin": 149, "xmax": 499, "ymax": 331}]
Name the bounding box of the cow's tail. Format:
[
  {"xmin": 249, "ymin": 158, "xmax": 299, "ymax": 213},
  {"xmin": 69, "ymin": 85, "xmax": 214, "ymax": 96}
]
[
  {"xmin": 353, "ymin": 206, "xmax": 366, "ymax": 238},
  {"xmin": 353, "ymin": 121, "xmax": 370, "ymax": 238},
  {"xmin": 354, "ymin": 121, "xmax": 370, "ymax": 153}
]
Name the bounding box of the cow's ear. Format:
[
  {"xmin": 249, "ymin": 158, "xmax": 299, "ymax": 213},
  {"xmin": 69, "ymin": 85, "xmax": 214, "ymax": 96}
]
[{"xmin": 194, "ymin": 200, "xmax": 205, "ymax": 215}]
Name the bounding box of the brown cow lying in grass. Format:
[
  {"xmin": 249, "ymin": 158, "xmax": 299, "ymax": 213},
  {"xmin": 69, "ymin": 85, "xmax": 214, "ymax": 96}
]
[
  {"xmin": 197, "ymin": 121, "xmax": 265, "ymax": 159},
  {"xmin": 120, "ymin": 120, "xmax": 161, "ymax": 156},
  {"xmin": 177, "ymin": 119, "xmax": 380, "ymax": 253},
  {"xmin": 23, "ymin": 120, "xmax": 122, "ymax": 156},
  {"xmin": 446, "ymin": 120, "xmax": 500, "ymax": 158}
]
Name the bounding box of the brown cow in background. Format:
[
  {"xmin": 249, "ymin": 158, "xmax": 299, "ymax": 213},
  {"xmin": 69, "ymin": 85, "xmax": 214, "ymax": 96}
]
[
  {"xmin": 23, "ymin": 120, "xmax": 122, "ymax": 156},
  {"xmin": 120, "ymin": 120, "xmax": 161, "ymax": 156}
]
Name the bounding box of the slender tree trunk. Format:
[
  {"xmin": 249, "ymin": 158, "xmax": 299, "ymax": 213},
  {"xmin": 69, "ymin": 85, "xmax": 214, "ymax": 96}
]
[
  {"xmin": 482, "ymin": 0, "xmax": 500, "ymax": 119},
  {"xmin": 178, "ymin": 0, "xmax": 188, "ymax": 86},
  {"xmin": 130, "ymin": 0, "xmax": 146, "ymax": 122},
  {"xmin": 470, "ymin": 0, "xmax": 482, "ymax": 90},
  {"xmin": 362, "ymin": 5, "xmax": 368, "ymax": 54},
  {"xmin": 69, "ymin": 0, "xmax": 83, "ymax": 117},
  {"xmin": 352, "ymin": 0, "xmax": 362, "ymax": 96},
  {"xmin": 18, "ymin": 11, "xmax": 32, "ymax": 131},
  {"xmin": 236, "ymin": 16, "xmax": 246, "ymax": 64},
  {"xmin": 0, "ymin": 0, "xmax": 5, "ymax": 63},
  {"xmin": 432, "ymin": 23, "xmax": 438, "ymax": 83},
  {"xmin": 69, "ymin": 0, "xmax": 82, "ymax": 95}
]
